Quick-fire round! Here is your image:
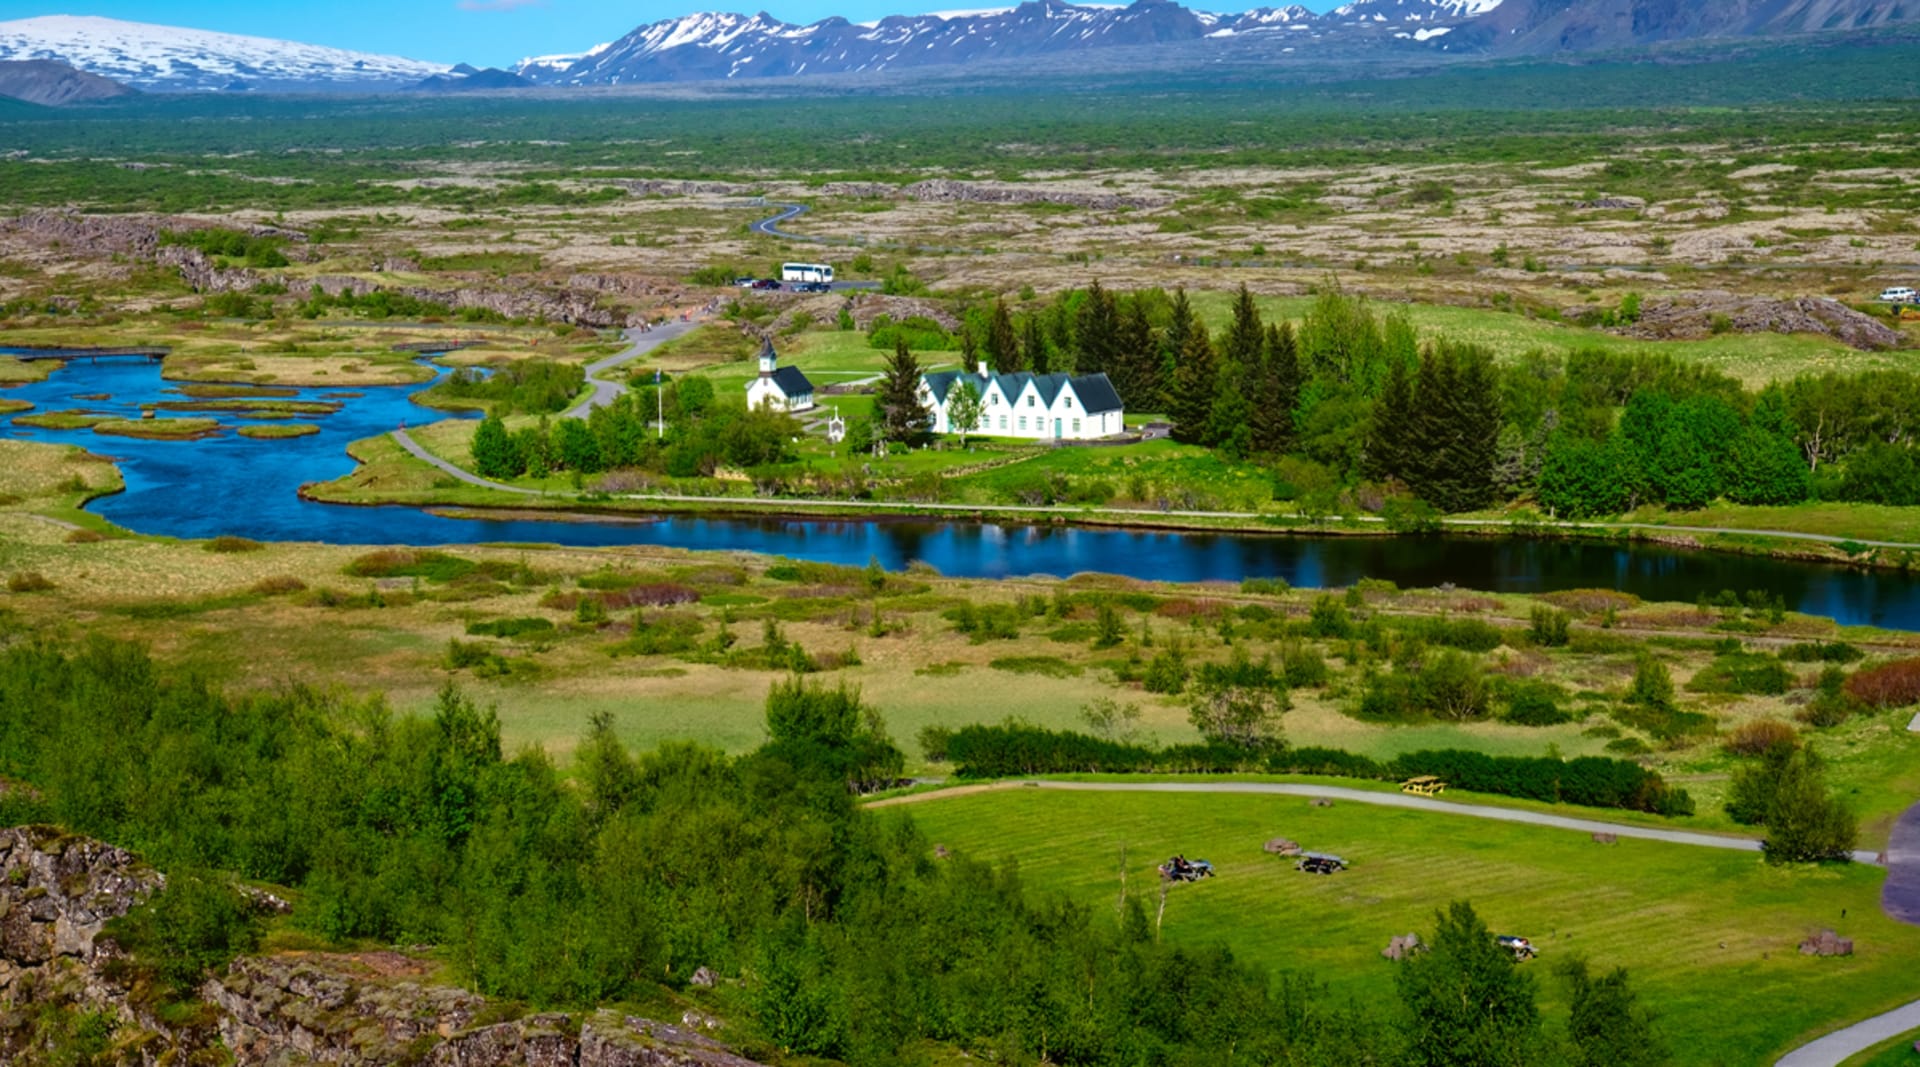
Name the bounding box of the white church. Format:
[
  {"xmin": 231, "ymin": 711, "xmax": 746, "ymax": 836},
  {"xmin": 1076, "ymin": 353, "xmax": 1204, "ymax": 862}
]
[
  {"xmin": 919, "ymin": 362, "xmax": 1124, "ymax": 441},
  {"xmin": 744, "ymin": 338, "xmax": 815, "ymax": 413}
]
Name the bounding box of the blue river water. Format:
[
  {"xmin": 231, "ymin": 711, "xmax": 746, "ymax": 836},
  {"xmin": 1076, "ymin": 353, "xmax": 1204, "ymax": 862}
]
[{"xmin": 4, "ymin": 353, "xmax": 1918, "ymax": 629}]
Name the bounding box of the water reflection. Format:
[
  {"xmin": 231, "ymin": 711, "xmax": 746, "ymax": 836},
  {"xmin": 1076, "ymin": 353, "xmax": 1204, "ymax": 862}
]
[{"xmin": 2, "ymin": 359, "xmax": 1915, "ymax": 630}]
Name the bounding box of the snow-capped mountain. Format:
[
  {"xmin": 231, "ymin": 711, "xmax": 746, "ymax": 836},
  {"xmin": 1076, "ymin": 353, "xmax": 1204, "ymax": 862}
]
[
  {"xmin": 530, "ymin": 0, "xmax": 1495, "ymax": 84},
  {"xmin": 0, "ymin": 15, "xmax": 449, "ymax": 91}
]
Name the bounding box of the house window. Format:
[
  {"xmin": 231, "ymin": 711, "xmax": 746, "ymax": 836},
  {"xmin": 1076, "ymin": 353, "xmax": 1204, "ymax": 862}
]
[
  {"xmin": 1026, "ymin": 395, "xmax": 1035, "ymax": 407},
  {"xmin": 999, "ymin": 415, "xmax": 1007, "ymax": 430},
  {"xmin": 1073, "ymin": 418, "xmax": 1082, "ymax": 433},
  {"xmin": 1018, "ymin": 416, "xmax": 1027, "ymax": 431}
]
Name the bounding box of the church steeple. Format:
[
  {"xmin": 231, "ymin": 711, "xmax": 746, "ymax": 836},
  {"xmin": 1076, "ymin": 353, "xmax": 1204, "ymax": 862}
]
[{"xmin": 758, "ymin": 337, "xmax": 778, "ymax": 378}]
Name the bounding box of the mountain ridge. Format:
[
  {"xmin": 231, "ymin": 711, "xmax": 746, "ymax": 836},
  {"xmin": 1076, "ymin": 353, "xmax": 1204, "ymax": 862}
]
[{"xmin": 1, "ymin": 1, "xmax": 1916, "ymax": 91}]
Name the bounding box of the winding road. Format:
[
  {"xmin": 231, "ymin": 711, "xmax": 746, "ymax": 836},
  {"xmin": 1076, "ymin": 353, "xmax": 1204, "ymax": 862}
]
[{"xmin": 564, "ymin": 320, "xmax": 702, "ymax": 420}]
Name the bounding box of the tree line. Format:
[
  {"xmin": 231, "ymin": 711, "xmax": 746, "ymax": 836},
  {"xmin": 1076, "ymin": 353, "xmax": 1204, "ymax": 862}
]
[
  {"xmin": 0, "ymin": 637, "xmax": 1666, "ymax": 1066},
  {"xmin": 949, "ymin": 283, "xmax": 1920, "ymax": 516}
]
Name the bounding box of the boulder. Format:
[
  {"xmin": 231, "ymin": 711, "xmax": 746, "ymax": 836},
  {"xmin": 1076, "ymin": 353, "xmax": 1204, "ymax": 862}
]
[
  {"xmin": 1798, "ymin": 929, "xmax": 1853, "ymax": 957},
  {"xmin": 1263, "ymin": 838, "xmax": 1302, "ymax": 856},
  {"xmin": 1382, "ymin": 934, "xmax": 1423, "ymax": 961},
  {"xmin": 1591, "ymin": 832, "xmax": 1618, "ymax": 845}
]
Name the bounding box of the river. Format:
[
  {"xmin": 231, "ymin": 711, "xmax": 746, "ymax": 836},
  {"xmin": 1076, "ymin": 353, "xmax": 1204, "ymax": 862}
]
[{"xmin": 4, "ymin": 354, "xmax": 1917, "ymax": 629}]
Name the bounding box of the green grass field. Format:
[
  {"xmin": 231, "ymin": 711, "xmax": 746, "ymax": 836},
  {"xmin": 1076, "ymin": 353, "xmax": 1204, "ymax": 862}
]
[
  {"xmin": 1185, "ymin": 293, "xmax": 1886, "ymax": 387},
  {"xmin": 1845, "ymin": 1028, "xmax": 1920, "ymax": 1065},
  {"xmin": 901, "ymin": 788, "xmax": 1920, "ymax": 1066}
]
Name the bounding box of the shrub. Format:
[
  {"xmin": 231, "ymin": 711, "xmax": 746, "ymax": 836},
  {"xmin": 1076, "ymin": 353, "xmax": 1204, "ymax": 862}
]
[
  {"xmin": 1240, "ymin": 577, "xmax": 1290, "ymax": 595},
  {"xmin": 345, "ymin": 549, "xmax": 474, "ymax": 583},
  {"xmin": 446, "ymin": 639, "xmax": 502, "ymax": 671},
  {"xmin": 1396, "ymin": 616, "xmax": 1504, "ymax": 653},
  {"xmin": 1142, "ymin": 646, "xmax": 1189, "ymax": 694},
  {"xmin": 1528, "ymin": 606, "xmax": 1571, "ymax": 648},
  {"xmin": 1281, "ymin": 641, "xmax": 1330, "ymax": 688},
  {"xmin": 989, "ymin": 656, "xmax": 1083, "ymax": 678},
  {"xmin": 104, "ymin": 869, "xmax": 262, "ymax": 997},
  {"xmin": 1843, "ymin": 658, "xmax": 1920, "ymax": 709},
  {"xmin": 1686, "ymin": 652, "xmax": 1794, "ymax": 696},
  {"xmin": 1417, "ymin": 651, "xmax": 1490, "ymax": 721},
  {"xmin": 1498, "ymin": 679, "xmax": 1573, "ymax": 726},
  {"xmin": 1308, "ymin": 595, "xmax": 1353, "ymax": 639},
  {"xmin": 1797, "ymin": 667, "xmax": 1861, "ymax": 728},
  {"xmin": 466, "ymin": 617, "xmax": 558, "ymax": 640},
  {"xmin": 1626, "ymin": 655, "xmax": 1674, "ymax": 708},
  {"xmin": 1778, "ymin": 641, "xmax": 1862, "ymax": 664},
  {"xmin": 8, "ymin": 572, "xmax": 54, "ymax": 593},
  {"xmin": 1723, "ymin": 719, "xmax": 1799, "ymax": 757},
  {"xmin": 204, "ymin": 535, "xmax": 264, "ymax": 553},
  {"xmin": 1390, "ymin": 749, "xmax": 1692, "ymax": 815},
  {"xmin": 249, "ymin": 575, "xmax": 307, "ymax": 596}
]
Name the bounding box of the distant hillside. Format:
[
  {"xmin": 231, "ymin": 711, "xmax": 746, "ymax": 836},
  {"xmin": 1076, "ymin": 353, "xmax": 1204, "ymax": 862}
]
[
  {"xmin": 0, "ymin": 58, "xmax": 132, "ymax": 105},
  {"xmin": 1449, "ymin": 0, "xmax": 1920, "ymax": 54}
]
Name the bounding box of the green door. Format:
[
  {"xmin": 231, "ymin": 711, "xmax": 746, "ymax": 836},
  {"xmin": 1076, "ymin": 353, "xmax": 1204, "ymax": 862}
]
[{"xmin": 1054, "ymin": 418, "xmax": 1062, "ymax": 439}]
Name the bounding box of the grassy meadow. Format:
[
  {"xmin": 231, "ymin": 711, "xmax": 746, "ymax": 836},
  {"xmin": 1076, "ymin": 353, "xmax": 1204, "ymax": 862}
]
[{"xmin": 900, "ymin": 787, "xmax": 1918, "ymax": 1066}]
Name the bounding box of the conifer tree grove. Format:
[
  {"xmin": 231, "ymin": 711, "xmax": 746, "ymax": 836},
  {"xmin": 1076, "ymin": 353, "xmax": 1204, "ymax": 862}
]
[{"xmin": 1112, "ymin": 296, "xmax": 1162, "ymax": 412}]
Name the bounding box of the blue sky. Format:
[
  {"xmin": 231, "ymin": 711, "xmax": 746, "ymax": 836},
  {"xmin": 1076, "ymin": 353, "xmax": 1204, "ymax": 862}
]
[{"xmin": 1, "ymin": 0, "xmax": 1343, "ymax": 67}]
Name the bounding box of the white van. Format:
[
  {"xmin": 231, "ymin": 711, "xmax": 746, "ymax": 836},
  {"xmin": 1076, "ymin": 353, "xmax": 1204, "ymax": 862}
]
[{"xmin": 1880, "ymin": 286, "xmax": 1916, "ymax": 304}]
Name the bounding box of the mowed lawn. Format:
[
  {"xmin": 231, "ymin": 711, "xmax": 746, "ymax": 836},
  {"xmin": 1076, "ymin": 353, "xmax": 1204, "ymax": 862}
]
[{"xmin": 901, "ymin": 788, "xmax": 1920, "ymax": 1066}]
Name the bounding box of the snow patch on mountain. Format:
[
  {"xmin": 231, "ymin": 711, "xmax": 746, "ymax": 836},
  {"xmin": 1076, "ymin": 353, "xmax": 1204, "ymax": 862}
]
[{"xmin": 0, "ymin": 14, "xmax": 448, "ymax": 90}]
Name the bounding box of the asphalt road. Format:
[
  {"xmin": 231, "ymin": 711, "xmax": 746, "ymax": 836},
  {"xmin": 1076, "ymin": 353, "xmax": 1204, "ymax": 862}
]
[{"xmin": 564, "ymin": 319, "xmax": 701, "ymax": 420}]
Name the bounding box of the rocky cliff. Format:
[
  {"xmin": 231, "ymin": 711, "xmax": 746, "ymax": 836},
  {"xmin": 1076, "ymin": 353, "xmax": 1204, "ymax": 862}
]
[{"xmin": 0, "ymin": 826, "xmax": 769, "ymax": 1067}]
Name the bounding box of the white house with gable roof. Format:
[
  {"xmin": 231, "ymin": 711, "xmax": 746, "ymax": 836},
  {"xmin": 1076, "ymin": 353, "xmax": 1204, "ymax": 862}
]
[{"xmin": 918, "ymin": 361, "xmax": 1124, "ymax": 441}]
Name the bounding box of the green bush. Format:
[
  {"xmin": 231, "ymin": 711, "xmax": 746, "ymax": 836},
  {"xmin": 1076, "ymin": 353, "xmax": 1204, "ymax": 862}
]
[
  {"xmin": 1528, "ymin": 606, "xmax": 1570, "ymax": 648},
  {"xmin": 1498, "ymin": 679, "xmax": 1574, "ymax": 726}
]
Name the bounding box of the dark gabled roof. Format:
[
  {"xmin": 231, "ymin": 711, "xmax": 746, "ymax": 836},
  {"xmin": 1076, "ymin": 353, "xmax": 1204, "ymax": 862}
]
[
  {"xmin": 1068, "ymin": 373, "xmax": 1122, "ymax": 414},
  {"xmin": 769, "ymin": 364, "xmax": 813, "ymax": 396},
  {"xmin": 922, "ymin": 370, "xmax": 963, "ymax": 404},
  {"xmin": 921, "ymin": 368, "xmax": 1123, "ymax": 414}
]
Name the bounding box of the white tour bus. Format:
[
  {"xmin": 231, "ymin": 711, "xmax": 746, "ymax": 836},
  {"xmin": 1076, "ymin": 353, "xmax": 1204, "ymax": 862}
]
[{"xmin": 781, "ymin": 262, "xmax": 835, "ymax": 284}]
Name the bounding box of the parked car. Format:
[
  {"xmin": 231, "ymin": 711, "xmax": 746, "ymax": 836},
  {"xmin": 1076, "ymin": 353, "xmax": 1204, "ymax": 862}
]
[
  {"xmin": 732, "ymin": 277, "xmax": 757, "ymax": 288},
  {"xmin": 1879, "ymin": 286, "xmax": 1916, "ymax": 303},
  {"xmin": 1159, "ymin": 856, "xmax": 1214, "ymax": 882},
  {"xmin": 751, "ymin": 279, "xmax": 783, "ymax": 290},
  {"xmin": 791, "ymin": 280, "xmax": 832, "ymax": 293},
  {"xmin": 1495, "ymin": 935, "xmax": 1537, "ymax": 960}
]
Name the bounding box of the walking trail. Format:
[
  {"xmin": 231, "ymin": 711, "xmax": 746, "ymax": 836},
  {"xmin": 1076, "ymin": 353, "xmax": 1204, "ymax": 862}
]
[{"xmin": 877, "ymin": 780, "xmax": 1919, "ymax": 1066}]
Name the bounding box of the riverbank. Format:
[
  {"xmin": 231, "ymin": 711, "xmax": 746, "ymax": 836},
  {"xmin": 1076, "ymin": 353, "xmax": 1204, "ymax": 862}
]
[{"xmin": 308, "ymin": 426, "xmax": 1920, "ymax": 573}]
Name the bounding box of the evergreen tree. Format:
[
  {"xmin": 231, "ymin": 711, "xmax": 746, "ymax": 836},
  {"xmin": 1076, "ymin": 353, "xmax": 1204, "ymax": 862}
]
[
  {"xmin": 1248, "ymin": 322, "xmax": 1303, "ymax": 456},
  {"xmin": 1111, "ymin": 296, "xmax": 1162, "ymax": 412},
  {"xmin": 1159, "ymin": 288, "xmax": 1198, "ymax": 412},
  {"xmin": 1222, "ymin": 283, "xmax": 1265, "ymax": 370},
  {"xmin": 878, "ymin": 339, "xmax": 931, "ymax": 444},
  {"xmin": 1365, "ymin": 354, "xmax": 1417, "ymax": 485},
  {"xmin": 1207, "ymin": 369, "xmax": 1252, "ymax": 458},
  {"xmin": 1168, "ymin": 320, "xmax": 1217, "ymax": 445},
  {"xmin": 986, "ymin": 298, "xmax": 1023, "ymax": 372},
  {"xmin": 1397, "ymin": 901, "xmax": 1543, "ymax": 1067},
  {"xmin": 1409, "ymin": 342, "xmax": 1501, "ymax": 513},
  {"xmin": 1761, "ymin": 747, "xmax": 1859, "ymax": 864},
  {"xmin": 471, "ymin": 413, "xmax": 519, "ymax": 479},
  {"xmin": 1020, "ymin": 313, "xmax": 1050, "ymax": 375},
  {"xmin": 1073, "ymin": 281, "xmax": 1120, "ymax": 375}
]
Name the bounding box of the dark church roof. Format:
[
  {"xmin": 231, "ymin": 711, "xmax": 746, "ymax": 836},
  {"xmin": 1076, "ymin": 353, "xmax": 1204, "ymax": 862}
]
[{"xmin": 768, "ymin": 365, "xmax": 813, "ymax": 396}]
